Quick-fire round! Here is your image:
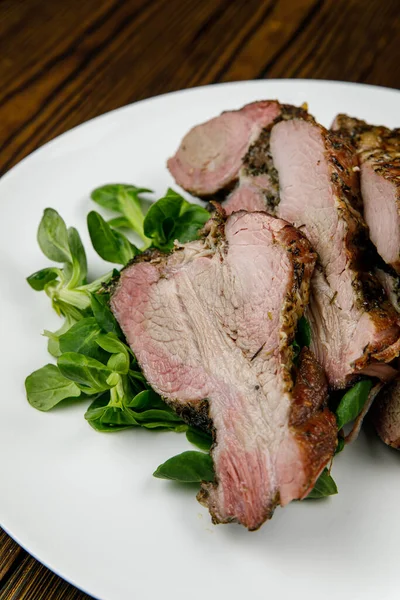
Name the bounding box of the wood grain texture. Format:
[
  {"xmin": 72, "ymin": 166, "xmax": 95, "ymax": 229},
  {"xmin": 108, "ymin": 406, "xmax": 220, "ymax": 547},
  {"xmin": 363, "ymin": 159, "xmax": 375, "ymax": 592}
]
[
  {"xmin": 0, "ymin": 0, "xmax": 399, "ymax": 597},
  {"xmin": 0, "ymin": 529, "xmax": 26, "ymax": 584},
  {"xmin": 0, "ymin": 552, "xmax": 92, "ymax": 599}
]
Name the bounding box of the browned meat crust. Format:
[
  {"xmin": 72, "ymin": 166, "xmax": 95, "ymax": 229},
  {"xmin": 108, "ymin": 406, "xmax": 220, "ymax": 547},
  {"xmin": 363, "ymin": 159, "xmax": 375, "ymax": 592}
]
[
  {"xmin": 290, "ymin": 348, "xmax": 338, "ymax": 496},
  {"xmin": 333, "ymin": 114, "xmax": 400, "ymax": 176},
  {"xmin": 333, "ymin": 114, "xmax": 400, "ymax": 271},
  {"xmin": 371, "ymin": 378, "xmax": 400, "ymax": 449}
]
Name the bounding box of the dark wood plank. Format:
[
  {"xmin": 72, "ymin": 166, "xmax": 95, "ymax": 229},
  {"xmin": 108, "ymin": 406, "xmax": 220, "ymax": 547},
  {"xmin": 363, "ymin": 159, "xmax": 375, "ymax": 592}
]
[
  {"xmin": 0, "ymin": 0, "xmax": 120, "ymax": 101},
  {"xmin": 218, "ymin": 0, "xmax": 322, "ymax": 82},
  {"xmin": 0, "ymin": 529, "xmax": 26, "ymax": 585},
  {"xmin": 257, "ymin": 0, "xmax": 400, "ymax": 83},
  {"xmin": 0, "ymin": 0, "xmax": 399, "ymax": 597},
  {"xmin": 0, "ymin": 553, "xmax": 93, "ymax": 600},
  {"xmin": 1, "ymin": 0, "xmax": 399, "ymax": 175},
  {"xmin": 1, "ymin": 0, "xmax": 273, "ymax": 172}
]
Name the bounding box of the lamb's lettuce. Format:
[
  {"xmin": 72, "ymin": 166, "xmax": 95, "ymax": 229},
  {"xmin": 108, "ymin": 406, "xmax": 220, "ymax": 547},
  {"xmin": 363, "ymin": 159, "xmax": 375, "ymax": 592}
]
[
  {"xmin": 335, "ymin": 380, "xmax": 373, "ymax": 430},
  {"xmin": 25, "ymin": 187, "xmax": 207, "ymax": 435},
  {"xmin": 143, "ymin": 188, "xmax": 209, "ymax": 250},
  {"xmin": 153, "ymin": 451, "xmax": 214, "ymax": 483},
  {"xmin": 25, "ymin": 364, "xmax": 81, "ymax": 411},
  {"xmin": 306, "ymin": 469, "xmax": 338, "ymax": 499},
  {"xmin": 91, "ymin": 184, "xmax": 151, "ymax": 247}
]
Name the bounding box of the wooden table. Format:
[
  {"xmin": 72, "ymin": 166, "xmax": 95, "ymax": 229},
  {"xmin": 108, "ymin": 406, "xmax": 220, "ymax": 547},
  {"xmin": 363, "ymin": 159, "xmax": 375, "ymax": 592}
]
[{"xmin": 0, "ymin": 0, "xmax": 399, "ymax": 597}]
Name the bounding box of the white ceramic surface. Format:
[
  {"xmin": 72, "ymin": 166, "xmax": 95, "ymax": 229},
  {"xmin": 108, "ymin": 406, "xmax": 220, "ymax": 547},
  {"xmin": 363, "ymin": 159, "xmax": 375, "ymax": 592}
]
[{"xmin": 1, "ymin": 80, "xmax": 399, "ymax": 600}]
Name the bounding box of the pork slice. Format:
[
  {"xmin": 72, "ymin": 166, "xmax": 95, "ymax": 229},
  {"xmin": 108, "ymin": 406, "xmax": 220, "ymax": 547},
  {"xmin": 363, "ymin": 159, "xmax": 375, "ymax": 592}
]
[
  {"xmin": 331, "ymin": 118, "xmax": 400, "ymax": 441},
  {"xmin": 223, "ymin": 104, "xmax": 310, "ymax": 215},
  {"xmin": 111, "ymin": 211, "xmax": 337, "ymax": 530},
  {"xmin": 169, "ymin": 102, "xmax": 400, "ymax": 387},
  {"xmin": 332, "ymin": 115, "xmax": 400, "ymax": 273},
  {"xmin": 270, "ymin": 118, "xmax": 400, "ymax": 387},
  {"xmin": 167, "ymin": 101, "xmax": 281, "ymax": 197},
  {"xmin": 371, "ymin": 378, "xmax": 400, "ymax": 449}
]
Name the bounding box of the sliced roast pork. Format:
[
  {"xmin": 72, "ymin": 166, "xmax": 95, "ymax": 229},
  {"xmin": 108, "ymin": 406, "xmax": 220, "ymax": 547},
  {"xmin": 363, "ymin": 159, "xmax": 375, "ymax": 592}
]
[
  {"xmin": 223, "ymin": 104, "xmax": 310, "ymax": 215},
  {"xmin": 168, "ymin": 103, "xmax": 400, "ymax": 388},
  {"xmin": 331, "ymin": 116, "xmax": 400, "ymax": 317},
  {"xmin": 111, "ymin": 211, "xmax": 337, "ymax": 530},
  {"xmin": 332, "ymin": 115, "xmax": 400, "ymax": 272},
  {"xmin": 331, "ymin": 116, "xmax": 400, "ymax": 444},
  {"xmin": 371, "ymin": 378, "xmax": 400, "ymax": 449},
  {"xmin": 269, "ymin": 118, "xmax": 400, "ymax": 387},
  {"xmin": 167, "ymin": 101, "xmax": 281, "ymax": 197},
  {"xmin": 168, "ymin": 100, "xmax": 309, "ymax": 212}
]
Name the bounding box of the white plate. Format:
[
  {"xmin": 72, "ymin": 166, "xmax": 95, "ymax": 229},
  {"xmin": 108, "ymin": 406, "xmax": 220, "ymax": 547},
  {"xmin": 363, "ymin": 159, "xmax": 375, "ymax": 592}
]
[{"xmin": 1, "ymin": 80, "xmax": 399, "ymax": 600}]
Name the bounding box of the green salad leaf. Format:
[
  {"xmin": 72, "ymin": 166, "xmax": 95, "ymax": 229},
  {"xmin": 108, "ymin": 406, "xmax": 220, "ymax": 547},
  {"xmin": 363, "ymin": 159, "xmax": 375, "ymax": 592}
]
[
  {"xmin": 153, "ymin": 451, "xmax": 215, "ymax": 483},
  {"xmin": 58, "ymin": 352, "xmax": 113, "ymax": 394},
  {"xmin": 25, "ymin": 364, "xmax": 81, "ymax": 411},
  {"xmin": 28, "ymin": 209, "xmax": 114, "ymax": 320},
  {"xmin": 186, "ymin": 427, "xmax": 213, "ymax": 452},
  {"xmin": 96, "ymin": 332, "xmax": 130, "ymax": 358},
  {"xmin": 66, "ymin": 226, "xmax": 88, "ymax": 287},
  {"xmin": 107, "ymin": 351, "xmax": 129, "ymax": 375},
  {"xmin": 335, "ymin": 380, "xmax": 373, "ymax": 430},
  {"xmin": 37, "ymin": 208, "xmax": 72, "ymax": 264},
  {"xmin": 90, "ymin": 186, "xmax": 209, "ymax": 253},
  {"xmin": 306, "ymin": 469, "xmax": 338, "ymax": 499},
  {"xmin": 335, "ymin": 436, "xmax": 345, "ymax": 455},
  {"xmin": 43, "ymin": 315, "xmax": 79, "ymax": 358},
  {"xmin": 127, "ymin": 390, "xmax": 186, "ymax": 429},
  {"xmin": 90, "ymin": 293, "xmax": 121, "ymax": 336},
  {"xmin": 84, "ymin": 394, "xmax": 138, "ymax": 432},
  {"xmin": 292, "ymin": 316, "xmax": 311, "ymax": 361},
  {"xmin": 134, "ymin": 409, "xmax": 186, "ymax": 430},
  {"xmin": 84, "ymin": 388, "xmax": 186, "ymax": 433},
  {"xmin": 143, "ymin": 189, "xmax": 209, "ymax": 250},
  {"xmin": 91, "ymin": 184, "xmax": 152, "ymax": 247},
  {"xmin": 27, "ymin": 267, "xmax": 59, "ymax": 291},
  {"xmin": 107, "ymin": 216, "xmax": 132, "ymax": 229},
  {"xmin": 127, "ymin": 389, "xmax": 154, "ymax": 410},
  {"xmin": 87, "ymin": 211, "xmax": 138, "ymax": 265},
  {"xmin": 296, "ymin": 316, "xmax": 311, "ymax": 348},
  {"xmin": 58, "ymin": 318, "xmax": 107, "ymax": 362}
]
